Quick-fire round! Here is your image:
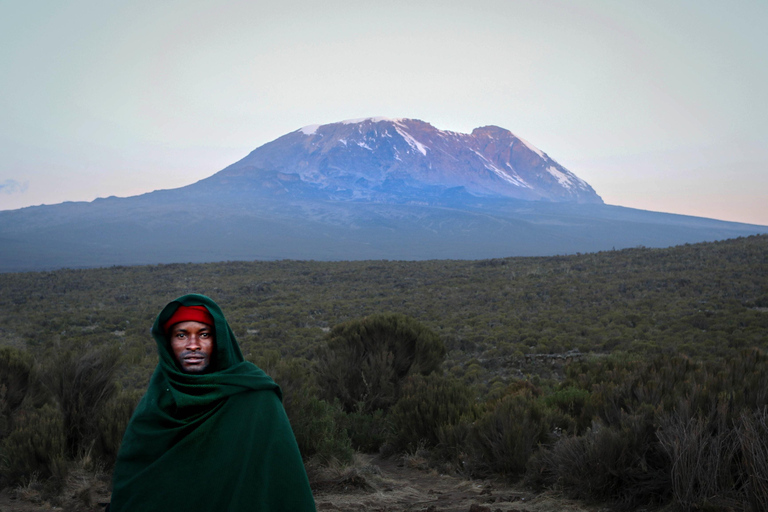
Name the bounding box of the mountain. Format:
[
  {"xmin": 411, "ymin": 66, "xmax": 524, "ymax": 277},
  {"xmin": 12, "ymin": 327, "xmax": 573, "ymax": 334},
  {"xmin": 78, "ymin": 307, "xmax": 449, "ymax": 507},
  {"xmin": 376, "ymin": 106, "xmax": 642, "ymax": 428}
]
[
  {"xmin": 199, "ymin": 117, "xmax": 602, "ymax": 204},
  {"xmin": 1, "ymin": 118, "xmax": 766, "ymax": 272}
]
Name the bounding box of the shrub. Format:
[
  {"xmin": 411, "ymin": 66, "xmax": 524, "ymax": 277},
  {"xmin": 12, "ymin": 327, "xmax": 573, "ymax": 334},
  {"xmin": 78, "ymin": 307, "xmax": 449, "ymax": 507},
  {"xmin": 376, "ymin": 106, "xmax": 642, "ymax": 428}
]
[
  {"xmin": 527, "ymin": 410, "xmax": 670, "ymax": 509},
  {"xmin": 288, "ymin": 395, "xmax": 353, "ymax": 465},
  {"xmin": 43, "ymin": 347, "xmax": 120, "ymax": 458},
  {"xmin": 736, "ymin": 407, "xmax": 768, "ymax": 512},
  {"xmin": 435, "ymin": 419, "xmax": 474, "ymax": 471},
  {"xmin": 316, "ymin": 314, "xmax": 445, "ymax": 414},
  {"xmin": 466, "ymin": 391, "xmax": 551, "ymax": 478},
  {"xmin": 0, "ymin": 346, "xmax": 34, "ymax": 438},
  {"xmin": 95, "ymin": 388, "xmax": 142, "ymax": 467},
  {"xmin": 543, "ymin": 386, "xmax": 592, "ymax": 433},
  {"xmin": 657, "ymin": 410, "xmax": 738, "ymax": 511},
  {"xmin": 389, "ymin": 373, "xmax": 477, "ymax": 452},
  {"xmin": 250, "ymin": 353, "xmax": 353, "ymax": 464},
  {"xmin": 0, "ymin": 404, "xmax": 67, "ymax": 489},
  {"xmin": 342, "ymin": 406, "xmax": 389, "ymax": 453}
]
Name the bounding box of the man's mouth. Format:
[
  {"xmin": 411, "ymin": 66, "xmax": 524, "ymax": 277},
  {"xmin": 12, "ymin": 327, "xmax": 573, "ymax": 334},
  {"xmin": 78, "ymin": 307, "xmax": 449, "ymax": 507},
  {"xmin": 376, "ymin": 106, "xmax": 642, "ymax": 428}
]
[{"xmin": 182, "ymin": 353, "xmax": 207, "ymax": 365}]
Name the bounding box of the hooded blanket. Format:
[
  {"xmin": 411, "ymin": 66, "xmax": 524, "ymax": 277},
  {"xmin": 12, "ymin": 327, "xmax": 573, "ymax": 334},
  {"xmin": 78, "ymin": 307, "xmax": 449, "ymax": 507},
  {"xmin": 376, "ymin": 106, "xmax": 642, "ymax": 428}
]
[{"xmin": 110, "ymin": 294, "xmax": 316, "ymax": 512}]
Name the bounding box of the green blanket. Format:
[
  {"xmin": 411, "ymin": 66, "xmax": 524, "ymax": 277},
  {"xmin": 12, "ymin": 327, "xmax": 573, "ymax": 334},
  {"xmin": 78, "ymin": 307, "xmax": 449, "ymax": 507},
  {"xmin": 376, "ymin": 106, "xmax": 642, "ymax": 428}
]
[{"xmin": 110, "ymin": 294, "xmax": 316, "ymax": 511}]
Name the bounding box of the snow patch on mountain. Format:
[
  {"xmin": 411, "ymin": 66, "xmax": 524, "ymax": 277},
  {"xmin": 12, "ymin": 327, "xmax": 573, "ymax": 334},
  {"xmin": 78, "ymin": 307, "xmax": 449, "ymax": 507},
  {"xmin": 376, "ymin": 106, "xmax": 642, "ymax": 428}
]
[
  {"xmin": 472, "ymin": 151, "xmax": 531, "ymax": 188},
  {"xmin": 518, "ymin": 137, "xmax": 545, "ymax": 158},
  {"xmin": 299, "ymin": 124, "xmax": 320, "ymax": 135},
  {"xmin": 393, "ymin": 124, "xmax": 428, "ymax": 156},
  {"xmin": 342, "ymin": 117, "xmax": 400, "ymax": 125},
  {"xmin": 547, "ymin": 165, "xmax": 589, "ymax": 191}
]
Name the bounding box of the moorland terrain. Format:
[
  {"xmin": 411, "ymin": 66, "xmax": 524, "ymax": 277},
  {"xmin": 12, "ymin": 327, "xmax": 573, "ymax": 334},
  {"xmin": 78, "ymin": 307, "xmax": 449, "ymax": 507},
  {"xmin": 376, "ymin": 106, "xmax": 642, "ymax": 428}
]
[{"xmin": 0, "ymin": 235, "xmax": 766, "ymax": 511}]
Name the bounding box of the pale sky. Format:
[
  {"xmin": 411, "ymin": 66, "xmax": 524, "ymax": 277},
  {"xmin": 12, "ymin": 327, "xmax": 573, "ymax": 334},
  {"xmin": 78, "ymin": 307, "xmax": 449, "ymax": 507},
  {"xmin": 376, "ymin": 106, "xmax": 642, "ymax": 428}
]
[{"xmin": 1, "ymin": 0, "xmax": 766, "ymax": 225}]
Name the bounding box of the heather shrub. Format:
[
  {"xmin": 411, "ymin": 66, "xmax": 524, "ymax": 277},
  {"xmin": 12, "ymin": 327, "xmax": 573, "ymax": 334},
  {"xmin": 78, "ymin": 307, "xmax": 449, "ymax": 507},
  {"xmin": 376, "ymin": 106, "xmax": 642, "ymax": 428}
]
[
  {"xmin": 0, "ymin": 404, "xmax": 67, "ymax": 489},
  {"xmin": 657, "ymin": 409, "xmax": 738, "ymax": 511},
  {"xmin": 574, "ymin": 350, "xmax": 768, "ymax": 431},
  {"xmin": 536, "ymin": 350, "xmax": 768, "ymax": 510},
  {"xmin": 316, "ymin": 314, "xmax": 445, "ymax": 414},
  {"xmin": 527, "ymin": 409, "xmax": 670, "ymax": 509},
  {"xmin": 435, "ymin": 418, "xmax": 473, "ymax": 471},
  {"xmin": 342, "ymin": 406, "xmax": 389, "ymax": 453},
  {"xmin": 253, "ymin": 353, "xmax": 317, "ymax": 420},
  {"xmin": 466, "ymin": 391, "xmax": 552, "ymax": 478},
  {"xmin": 388, "ymin": 373, "xmax": 477, "ymax": 452},
  {"xmin": 543, "ymin": 386, "xmax": 592, "ymax": 433},
  {"xmin": 251, "ymin": 353, "xmax": 353, "ymax": 464},
  {"xmin": 736, "ymin": 407, "xmax": 768, "ymax": 512},
  {"xmin": 95, "ymin": 388, "xmax": 142, "ymax": 466},
  {"xmin": 43, "ymin": 347, "xmax": 120, "ymax": 458},
  {"xmin": 725, "ymin": 348, "xmax": 768, "ymax": 412},
  {"xmin": 289, "ymin": 395, "xmax": 353, "ymax": 464},
  {"xmin": 588, "ymin": 355, "xmax": 702, "ymax": 428},
  {"xmin": 0, "ymin": 346, "xmax": 34, "ymax": 437}
]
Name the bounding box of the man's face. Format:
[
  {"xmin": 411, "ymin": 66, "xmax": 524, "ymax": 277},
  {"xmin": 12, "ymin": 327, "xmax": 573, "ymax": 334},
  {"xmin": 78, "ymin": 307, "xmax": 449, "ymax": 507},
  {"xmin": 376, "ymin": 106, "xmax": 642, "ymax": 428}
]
[{"xmin": 169, "ymin": 321, "xmax": 215, "ymax": 373}]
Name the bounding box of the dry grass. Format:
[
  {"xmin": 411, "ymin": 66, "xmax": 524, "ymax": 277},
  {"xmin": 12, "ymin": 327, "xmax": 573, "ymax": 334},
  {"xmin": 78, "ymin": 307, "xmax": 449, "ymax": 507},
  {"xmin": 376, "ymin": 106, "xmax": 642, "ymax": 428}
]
[
  {"xmin": 657, "ymin": 412, "xmax": 738, "ymax": 510},
  {"xmin": 736, "ymin": 408, "xmax": 768, "ymax": 512}
]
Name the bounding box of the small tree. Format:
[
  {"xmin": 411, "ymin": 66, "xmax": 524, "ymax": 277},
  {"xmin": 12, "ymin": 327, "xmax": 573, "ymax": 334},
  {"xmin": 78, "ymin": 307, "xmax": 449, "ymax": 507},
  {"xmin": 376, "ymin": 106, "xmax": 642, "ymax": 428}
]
[{"xmin": 316, "ymin": 314, "xmax": 445, "ymax": 414}]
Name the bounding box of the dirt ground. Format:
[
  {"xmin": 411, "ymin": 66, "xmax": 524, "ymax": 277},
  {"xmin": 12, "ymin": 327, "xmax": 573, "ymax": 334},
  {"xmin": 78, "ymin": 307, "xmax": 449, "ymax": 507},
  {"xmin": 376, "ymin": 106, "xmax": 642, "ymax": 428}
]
[
  {"xmin": 311, "ymin": 454, "xmax": 608, "ymax": 512},
  {"xmin": 0, "ymin": 454, "xmax": 611, "ymax": 512}
]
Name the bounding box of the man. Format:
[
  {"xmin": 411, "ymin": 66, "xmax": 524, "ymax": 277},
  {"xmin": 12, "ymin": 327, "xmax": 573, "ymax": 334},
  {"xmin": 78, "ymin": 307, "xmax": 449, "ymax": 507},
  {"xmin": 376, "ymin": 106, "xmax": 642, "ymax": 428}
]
[{"xmin": 110, "ymin": 294, "xmax": 316, "ymax": 511}]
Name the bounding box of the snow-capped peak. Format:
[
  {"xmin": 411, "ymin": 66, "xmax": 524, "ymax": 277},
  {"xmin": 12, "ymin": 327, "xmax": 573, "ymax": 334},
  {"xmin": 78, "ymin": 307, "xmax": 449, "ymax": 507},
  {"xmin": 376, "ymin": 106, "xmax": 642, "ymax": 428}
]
[
  {"xmin": 341, "ymin": 116, "xmax": 402, "ymax": 125},
  {"xmin": 298, "ymin": 124, "xmax": 320, "ymax": 135},
  {"xmin": 263, "ymin": 117, "xmax": 601, "ymax": 204},
  {"xmin": 298, "ymin": 118, "xmax": 402, "ymax": 136}
]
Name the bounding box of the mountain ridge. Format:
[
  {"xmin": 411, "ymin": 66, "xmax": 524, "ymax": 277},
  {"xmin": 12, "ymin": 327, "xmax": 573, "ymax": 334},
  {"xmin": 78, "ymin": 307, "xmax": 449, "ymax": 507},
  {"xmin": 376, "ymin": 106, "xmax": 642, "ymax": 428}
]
[{"xmin": 1, "ymin": 117, "xmax": 767, "ymax": 272}]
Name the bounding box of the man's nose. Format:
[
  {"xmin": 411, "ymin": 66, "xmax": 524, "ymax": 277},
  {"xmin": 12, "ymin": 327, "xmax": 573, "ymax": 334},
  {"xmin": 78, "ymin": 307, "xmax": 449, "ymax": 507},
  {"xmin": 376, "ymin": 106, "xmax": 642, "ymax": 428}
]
[{"xmin": 186, "ymin": 335, "xmax": 202, "ymax": 349}]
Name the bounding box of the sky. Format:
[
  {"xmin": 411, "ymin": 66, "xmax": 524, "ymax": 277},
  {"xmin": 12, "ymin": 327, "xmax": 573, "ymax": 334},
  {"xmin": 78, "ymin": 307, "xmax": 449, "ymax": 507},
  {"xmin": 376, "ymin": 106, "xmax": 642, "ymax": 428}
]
[{"xmin": 1, "ymin": 0, "xmax": 766, "ymax": 225}]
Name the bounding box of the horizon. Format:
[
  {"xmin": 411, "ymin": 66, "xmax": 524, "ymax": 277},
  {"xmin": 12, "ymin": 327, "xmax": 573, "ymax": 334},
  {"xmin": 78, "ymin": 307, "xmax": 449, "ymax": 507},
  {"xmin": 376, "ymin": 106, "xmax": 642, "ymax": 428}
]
[{"xmin": 1, "ymin": 1, "xmax": 766, "ymax": 225}]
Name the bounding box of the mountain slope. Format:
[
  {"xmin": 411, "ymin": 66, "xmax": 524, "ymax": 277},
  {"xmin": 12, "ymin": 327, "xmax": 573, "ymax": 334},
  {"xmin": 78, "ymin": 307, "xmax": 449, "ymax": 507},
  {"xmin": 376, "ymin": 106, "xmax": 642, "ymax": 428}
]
[{"xmin": 1, "ymin": 118, "xmax": 766, "ymax": 272}]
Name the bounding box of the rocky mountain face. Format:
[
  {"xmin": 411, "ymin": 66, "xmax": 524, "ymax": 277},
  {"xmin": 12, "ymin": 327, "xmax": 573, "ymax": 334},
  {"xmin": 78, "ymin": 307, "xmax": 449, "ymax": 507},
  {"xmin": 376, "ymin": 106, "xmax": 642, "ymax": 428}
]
[{"xmin": 202, "ymin": 118, "xmax": 603, "ymax": 204}]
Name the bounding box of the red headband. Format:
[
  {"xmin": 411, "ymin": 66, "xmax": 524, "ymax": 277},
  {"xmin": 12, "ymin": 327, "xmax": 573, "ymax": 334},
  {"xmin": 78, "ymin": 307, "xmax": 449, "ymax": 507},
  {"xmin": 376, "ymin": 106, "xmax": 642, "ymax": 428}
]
[{"xmin": 163, "ymin": 305, "xmax": 214, "ymax": 333}]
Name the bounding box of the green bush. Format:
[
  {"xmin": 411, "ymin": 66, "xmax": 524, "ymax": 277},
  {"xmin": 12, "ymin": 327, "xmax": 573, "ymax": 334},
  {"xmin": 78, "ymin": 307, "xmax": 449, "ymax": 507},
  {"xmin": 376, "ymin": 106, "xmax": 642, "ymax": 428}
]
[
  {"xmin": 527, "ymin": 410, "xmax": 670, "ymax": 509},
  {"xmin": 289, "ymin": 395, "xmax": 353, "ymax": 465},
  {"xmin": 543, "ymin": 386, "xmax": 592, "ymax": 433},
  {"xmin": 250, "ymin": 353, "xmax": 353, "ymax": 464},
  {"xmin": 389, "ymin": 373, "xmax": 477, "ymax": 452},
  {"xmin": 736, "ymin": 408, "xmax": 768, "ymax": 512},
  {"xmin": 466, "ymin": 391, "xmax": 552, "ymax": 478},
  {"xmin": 316, "ymin": 314, "xmax": 446, "ymax": 414},
  {"xmin": 95, "ymin": 388, "xmax": 142, "ymax": 467},
  {"xmin": 0, "ymin": 346, "xmax": 34, "ymax": 438},
  {"xmin": 0, "ymin": 404, "xmax": 67, "ymax": 489},
  {"xmin": 43, "ymin": 347, "xmax": 120, "ymax": 458},
  {"xmin": 342, "ymin": 407, "xmax": 389, "ymax": 453},
  {"xmin": 657, "ymin": 410, "xmax": 738, "ymax": 511}
]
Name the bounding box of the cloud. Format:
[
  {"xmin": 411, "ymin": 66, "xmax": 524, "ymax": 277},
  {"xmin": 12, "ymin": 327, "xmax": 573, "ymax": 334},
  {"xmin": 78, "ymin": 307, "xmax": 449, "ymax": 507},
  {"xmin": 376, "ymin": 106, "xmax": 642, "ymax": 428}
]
[{"xmin": 0, "ymin": 180, "xmax": 29, "ymax": 195}]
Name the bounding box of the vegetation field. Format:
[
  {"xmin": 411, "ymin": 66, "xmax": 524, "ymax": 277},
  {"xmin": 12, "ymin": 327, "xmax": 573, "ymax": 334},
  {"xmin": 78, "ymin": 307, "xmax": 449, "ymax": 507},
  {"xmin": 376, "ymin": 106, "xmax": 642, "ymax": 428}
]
[{"xmin": 1, "ymin": 235, "xmax": 766, "ymax": 511}]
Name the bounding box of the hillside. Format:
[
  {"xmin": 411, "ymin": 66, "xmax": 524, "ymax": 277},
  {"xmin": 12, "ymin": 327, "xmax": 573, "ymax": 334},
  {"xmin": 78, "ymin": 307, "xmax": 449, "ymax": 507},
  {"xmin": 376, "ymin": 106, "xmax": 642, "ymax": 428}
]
[
  {"xmin": 2, "ymin": 235, "xmax": 766, "ymax": 381},
  {"xmin": 1, "ymin": 236, "xmax": 767, "ymax": 511}
]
